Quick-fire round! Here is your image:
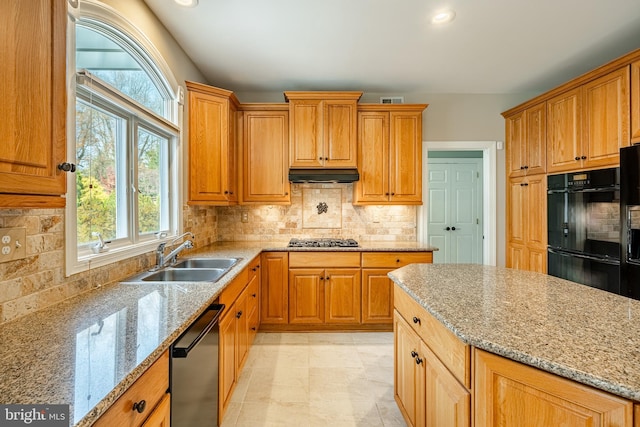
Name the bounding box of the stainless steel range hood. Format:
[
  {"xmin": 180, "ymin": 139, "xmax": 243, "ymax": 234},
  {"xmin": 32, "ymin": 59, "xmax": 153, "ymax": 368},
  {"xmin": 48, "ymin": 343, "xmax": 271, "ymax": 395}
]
[{"xmin": 288, "ymin": 168, "xmax": 359, "ymax": 183}]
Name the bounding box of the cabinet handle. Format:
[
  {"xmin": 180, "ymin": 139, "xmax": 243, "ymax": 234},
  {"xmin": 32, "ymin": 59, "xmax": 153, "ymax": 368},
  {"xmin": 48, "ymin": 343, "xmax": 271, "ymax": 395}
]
[
  {"xmin": 415, "ymin": 357, "xmax": 423, "ymax": 365},
  {"xmin": 396, "ymin": 259, "xmax": 401, "ymax": 263},
  {"xmin": 574, "ymin": 156, "xmax": 580, "ymax": 161},
  {"xmin": 256, "ymin": 265, "xmax": 260, "ymax": 269},
  {"xmin": 325, "ymin": 276, "xmax": 330, "ymax": 281},
  {"xmin": 224, "ymin": 190, "xmax": 229, "ymax": 194},
  {"xmin": 520, "ymin": 166, "xmax": 525, "ymax": 170},
  {"xmin": 285, "ymin": 192, "xmax": 289, "ymax": 196},
  {"xmin": 410, "ymin": 350, "xmax": 418, "ymax": 358},
  {"xmin": 251, "ymin": 327, "xmax": 257, "ymax": 331},
  {"xmin": 320, "ymin": 277, "xmax": 324, "ymax": 281},
  {"xmin": 252, "ymin": 267, "xmax": 257, "ymax": 272},
  {"xmin": 236, "ymin": 310, "xmax": 243, "ymax": 318},
  {"xmin": 319, "ymin": 157, "xmax": 323, "ymax": 160},
  {"xmin": 385, "ymin": 192, "xmax": 390, "ymax": 196},
  {"xmin": 523, "ymin": 165, "xmax": 529, "ymax": 169},
  {"xmin": 252, "ymin": 293, "xmax": 257, "ymax": 297},
  {"xmin": 445, "ymin": 226, "xmax": 451, "ymax": 231},
  {"xmin": 412, "ymin": 316, "xmax": 421, "ymax": 325},
  {"xmin": 451, "ymin": 226, "xmax": 456, "ymax": 231},
  {"xmin": 324, "ymin": 157, "xmax": 329, "ymax": 161},
  {"xmin": 581, "ymin": 155, "xmax": 587, "ymax": 160},
  {"xmin": 391, "ymin": 192, "xmax": 395, "ymax": 196},
  {"xmin": 57, "ymin": 162, "xmax": 76, "ymax": 173},
  {"xmin": 132, "ymin": 400, "xmax": 146, "ymax": 414}
]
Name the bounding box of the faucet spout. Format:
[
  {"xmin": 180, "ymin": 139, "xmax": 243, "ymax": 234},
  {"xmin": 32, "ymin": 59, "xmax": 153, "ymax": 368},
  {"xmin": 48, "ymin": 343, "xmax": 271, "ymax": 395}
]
[{"xmin": 152, "ymin": 232, "xmax": 195, "ymax": 270}]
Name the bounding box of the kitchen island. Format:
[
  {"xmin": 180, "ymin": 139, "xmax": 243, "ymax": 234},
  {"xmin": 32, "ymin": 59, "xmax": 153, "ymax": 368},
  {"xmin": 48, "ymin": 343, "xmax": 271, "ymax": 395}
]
[
  {"xmin": 389, "ymin": 264, "xmax": 640, "ymax": 426},
  {"xmin": 0, "ymin": 241, "xmax": 435, "ymax": 427}
]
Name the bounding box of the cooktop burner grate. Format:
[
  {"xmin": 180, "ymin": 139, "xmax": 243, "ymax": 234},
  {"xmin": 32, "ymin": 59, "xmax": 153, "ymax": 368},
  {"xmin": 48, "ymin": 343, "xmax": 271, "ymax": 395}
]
[{"xmin": 287, "ymin": 238, "xmax": 359, "ymax": 248}]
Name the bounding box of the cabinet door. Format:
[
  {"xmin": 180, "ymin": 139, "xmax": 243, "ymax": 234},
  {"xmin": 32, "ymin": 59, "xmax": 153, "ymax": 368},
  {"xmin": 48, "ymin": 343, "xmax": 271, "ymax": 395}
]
[
  {"xmin": 547, "ymin": 88, "xmax": 582, "ymax": 173},
  {"xmin": 362, "ymin": 269, "xmax": 394, "ymax": 324},
  {"xmin": 218, "ymin": 309, "xmax": 237, "ymax": 412},
  {"xmin": 583, "ymin": 67, "xmax": 630, "ymax": 168},
  {"xmin": 525, "ymin": 174, "xmax": 547, "ymax": 251},
  {"xmin": 235, "ymin": 290, "xmax": 251, "ymax": 374},
  {"xmin": 140, "ymin": 394, "xmax": 171, "ymax": 427},
  {"xmin": 506, "ymin": 111, "xmax": 526, "ymax": 177},
  {"xmin": 260, "ymin": 252, "xmax": 289, "ymax": 324},
  {"xmin": 507, "ymin": 177, "xmax": 526, "ymax": 247},
  {"xmin": 506, "ymin": 244, "xmax": 526, "ymax": 271},
  {"xmin": 524, "ymin": 103, "xmax": 547, "ymax": 175},
  {"xmin": 474, "ymin": 349, "xmax": 633, "ymax": 427},
  {"xmin": 289, "ymin": 99, "xmax": 323, "ymax": 167},
  {"xmin": 354, "ymin": 111, "xmax": 390, "ymax": 203},
  {"xmin": 394, "ymin": 312, "xmax": 426, "ymax": 427},
  {"xmin": 323, "ymin": 100, "xmax": 358, "ymax": 167},
  {"xmin": 423, "ymin": 342, "xmax": 470, "ymax": 427},
  {"xmin": 390, "ymin": 111, "xmax": 422, "ymax": 204},
  {"xmin": 324, "ymin": 268, "xmax": 361, "ymax": 324},
  {"xmin": 0, "ymin": 0, "xmax": 66, "ymax": 206},
  {"xmin": 632, "ymin": 61, "xmax": 640, "ymax": 144},
  {"xmin": 241, "ymin": 110, "xmax": 290, "ymax": 203},
  {"xmin": 289, "ymin": 269, "xmax": 324, "ymax": 324},
  {"xmin": 188, "ymin": 89, "xmax": 235, "ymax": 204}
]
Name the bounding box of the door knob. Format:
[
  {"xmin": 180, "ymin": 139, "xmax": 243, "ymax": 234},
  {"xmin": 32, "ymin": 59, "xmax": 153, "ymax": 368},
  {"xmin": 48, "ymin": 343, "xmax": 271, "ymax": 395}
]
[
  {"xmin": 451, "ymin": 227, "xmax": 456, "ymax": 231},
  {"xmin": 445, "ymin": 227, "xmax": 451, "ymax": 231}
]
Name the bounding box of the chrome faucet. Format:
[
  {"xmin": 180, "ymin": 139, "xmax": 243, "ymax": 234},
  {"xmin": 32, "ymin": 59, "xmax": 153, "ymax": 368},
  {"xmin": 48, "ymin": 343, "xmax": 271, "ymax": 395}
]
[{"xmin": 153, "ymin": 232, "xmax": 195, "ymax": 270}]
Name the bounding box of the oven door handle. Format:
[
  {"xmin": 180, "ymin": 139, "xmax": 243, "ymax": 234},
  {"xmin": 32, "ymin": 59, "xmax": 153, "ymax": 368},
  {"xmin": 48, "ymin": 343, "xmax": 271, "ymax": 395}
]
[{"xmin": 548, "ymin": 248, "xmax": 620, "ymax": 266}]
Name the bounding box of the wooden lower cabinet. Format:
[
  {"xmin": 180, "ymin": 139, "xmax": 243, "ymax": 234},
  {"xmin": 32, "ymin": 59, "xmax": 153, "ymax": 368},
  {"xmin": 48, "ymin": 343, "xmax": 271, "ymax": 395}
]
[
  {"xmin": 260, "ymin": 252, "xmax": 289, "ymax": 325},
  {"xmin": 288, "ymin": 267, "xmax": 361, "ymax": 324},
  {"xmin": 394, "ymin": 312, "xmax": 470, "ymax": 427},
  {"xmin": 140, "ymin": 394, "xmax": 170, "ymax": 427},
  {"xmin": 218, "ymin": 260, "xmax": 260, "ymax": 423},
  {"xmin": 474, "ymin": 349, "xmax": 633, "ymax": 427},
  {"xmin": 94, "ymin": 351, "xmax": 169, "ymax": 427}
]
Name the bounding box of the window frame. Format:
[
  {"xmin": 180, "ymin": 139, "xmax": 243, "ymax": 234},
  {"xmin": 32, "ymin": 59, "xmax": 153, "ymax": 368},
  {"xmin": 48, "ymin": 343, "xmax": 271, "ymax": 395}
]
[{"xmin": 66, "ymin": 0, "xmax": 184, "ymax": 276}]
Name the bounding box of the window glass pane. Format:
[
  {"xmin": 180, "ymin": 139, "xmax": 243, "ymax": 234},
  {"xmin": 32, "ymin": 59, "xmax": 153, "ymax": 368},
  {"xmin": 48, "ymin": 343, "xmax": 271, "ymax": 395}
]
[
  {"xmin": 76, "ymin": 100, "xmax": 123, "ymax": 245},
  {"xmin": 137, "ymin": 127, "xmax": 170, "ymax": 235},
  {"xmin": 76, "ymin": 26, "xmax": 165, "ymax": 116}
]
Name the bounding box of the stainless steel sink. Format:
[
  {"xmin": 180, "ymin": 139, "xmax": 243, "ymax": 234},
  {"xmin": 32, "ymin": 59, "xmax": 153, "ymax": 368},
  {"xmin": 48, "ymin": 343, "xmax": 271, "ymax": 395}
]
[
  {"xmin": 141, "ymin": 268, "xmax": 227, "ymax": 282},
  {"xmin": 172, "ymin": 257, "xmax": 240, "ymax": 269}
]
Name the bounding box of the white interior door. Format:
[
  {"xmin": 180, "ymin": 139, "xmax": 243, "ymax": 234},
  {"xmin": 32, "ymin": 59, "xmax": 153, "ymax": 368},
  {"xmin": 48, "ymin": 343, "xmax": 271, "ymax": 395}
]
[{"xmin": 427, "ymin": 158, "xmax": 483, "ymax": 263}]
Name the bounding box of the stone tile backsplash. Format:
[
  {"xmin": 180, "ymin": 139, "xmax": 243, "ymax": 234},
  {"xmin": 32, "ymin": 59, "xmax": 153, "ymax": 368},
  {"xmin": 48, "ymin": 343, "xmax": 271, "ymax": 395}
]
[
  {"xmin": 217, "ymin": 183, "xmax": 417, "ymax": 242},
  {"xmin": 0, "ymin": 205, "xmax": 217, "ymax": 325}
]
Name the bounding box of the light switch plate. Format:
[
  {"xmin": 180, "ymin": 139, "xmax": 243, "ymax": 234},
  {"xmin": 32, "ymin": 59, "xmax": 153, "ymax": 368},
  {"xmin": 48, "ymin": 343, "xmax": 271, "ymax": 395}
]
[{"xmin": 0, "ymin": 227, "xmax": 27, "ymax": 263}]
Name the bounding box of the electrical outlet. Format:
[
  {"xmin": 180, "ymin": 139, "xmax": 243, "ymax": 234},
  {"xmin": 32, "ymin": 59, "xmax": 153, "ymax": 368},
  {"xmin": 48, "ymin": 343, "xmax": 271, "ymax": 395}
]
[
  {"xmin": 0, "ymin": 227, "xmax": 27, "ymax": 263},
  {"xmin": 241, "ymin": 211, "xmax": 249, "ymax": 223}
]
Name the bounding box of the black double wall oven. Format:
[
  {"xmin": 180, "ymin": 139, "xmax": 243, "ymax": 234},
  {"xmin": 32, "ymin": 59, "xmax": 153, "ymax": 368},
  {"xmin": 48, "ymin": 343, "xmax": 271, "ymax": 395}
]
[{"xmin": 547, "ymin": 167, "xmax": 621, "ymax": 294}]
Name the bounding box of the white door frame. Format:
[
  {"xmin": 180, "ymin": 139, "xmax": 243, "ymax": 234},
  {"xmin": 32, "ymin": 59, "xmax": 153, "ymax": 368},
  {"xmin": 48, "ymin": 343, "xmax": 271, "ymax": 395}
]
[{"xmin": 418, "ymin": 141, "xmax": 498, "ymax": 266}]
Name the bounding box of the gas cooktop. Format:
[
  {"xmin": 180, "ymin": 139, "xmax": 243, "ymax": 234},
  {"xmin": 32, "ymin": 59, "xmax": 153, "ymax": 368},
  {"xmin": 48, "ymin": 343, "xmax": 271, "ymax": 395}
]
[{"xmin": 287, "ymin": 238, "xmax": 359, "ymax": 248}]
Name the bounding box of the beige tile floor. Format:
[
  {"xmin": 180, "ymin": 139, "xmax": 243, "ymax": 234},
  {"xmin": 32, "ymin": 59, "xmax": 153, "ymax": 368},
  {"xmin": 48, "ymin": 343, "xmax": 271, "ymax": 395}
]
[{"xmin": 221, "ymin": 332, "xmax": 405, "ymax": 427}]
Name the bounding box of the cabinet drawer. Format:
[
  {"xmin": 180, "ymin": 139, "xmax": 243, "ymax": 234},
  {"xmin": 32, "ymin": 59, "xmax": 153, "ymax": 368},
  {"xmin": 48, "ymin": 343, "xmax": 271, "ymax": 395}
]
[
  {"xmin": 362, "ymin": 252, "xmax": 432, "ymax": 268},
  {"xmin": 248, "ymin": 255, "xmax": 260, "ymax": 282},
  {"xmin": 94, "ymin": 351, "xmax": 169, "ymax": 427},
  {"xmin": 219, "ymin": 267, "xmax": 249, "ymax": 307},
  {"xmin": 289, "ymin": 251, "xmax": 361, "ymax": 268},
  {"xmin": 394, "ymin": 285, "xmax": 470, "ymax": 388}
]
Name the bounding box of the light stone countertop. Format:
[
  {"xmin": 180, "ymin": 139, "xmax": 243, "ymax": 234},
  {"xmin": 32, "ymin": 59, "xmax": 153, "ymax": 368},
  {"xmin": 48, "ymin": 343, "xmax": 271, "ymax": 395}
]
[
  {"xmin": 0, "ymin": 241, "xmax": 436, "ymax": 427},
  {"xmin": 388, "ymin": 264, "xmax": 640, "ymax": 402}
]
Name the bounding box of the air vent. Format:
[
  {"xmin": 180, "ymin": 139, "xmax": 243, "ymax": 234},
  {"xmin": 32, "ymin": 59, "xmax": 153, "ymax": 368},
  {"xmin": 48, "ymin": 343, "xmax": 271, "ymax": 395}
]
[{"xmin": 380, "ymin": 96, "xmax": 404, "ymax": 104}]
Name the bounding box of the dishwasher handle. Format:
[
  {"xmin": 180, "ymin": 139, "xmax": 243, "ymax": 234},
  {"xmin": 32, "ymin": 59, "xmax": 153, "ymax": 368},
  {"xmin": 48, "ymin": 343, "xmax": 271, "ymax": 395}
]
[{"xmin": 172, "ymin": 303, "xmax": 224, "ymax": 358}]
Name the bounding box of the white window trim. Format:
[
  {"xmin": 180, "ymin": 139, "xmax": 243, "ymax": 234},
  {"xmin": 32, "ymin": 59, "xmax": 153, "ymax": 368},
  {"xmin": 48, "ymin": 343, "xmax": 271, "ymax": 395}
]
[{"xmin": 66, "ymin": 0, "xmax": 185, "ymax": 276}]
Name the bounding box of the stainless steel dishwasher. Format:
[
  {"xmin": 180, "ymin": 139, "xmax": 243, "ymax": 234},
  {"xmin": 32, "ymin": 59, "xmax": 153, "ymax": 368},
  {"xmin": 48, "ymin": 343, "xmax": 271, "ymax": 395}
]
[{"xmin": 171, "ymin": 303, "xmax": 224, "ymax": 426}]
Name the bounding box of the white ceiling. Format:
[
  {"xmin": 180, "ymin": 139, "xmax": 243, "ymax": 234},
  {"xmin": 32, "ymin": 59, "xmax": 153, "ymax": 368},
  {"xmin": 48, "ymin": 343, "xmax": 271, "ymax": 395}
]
[{"xmin": 143, "ymin": 0, "xmax": 640, "ymax": 95}]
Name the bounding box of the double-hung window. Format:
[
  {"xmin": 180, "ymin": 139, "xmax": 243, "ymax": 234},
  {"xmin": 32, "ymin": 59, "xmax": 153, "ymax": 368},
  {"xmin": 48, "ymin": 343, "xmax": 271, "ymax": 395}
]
[{"xmin": 67, "ymin": 7, "xmax": 181, "ymax": 275}]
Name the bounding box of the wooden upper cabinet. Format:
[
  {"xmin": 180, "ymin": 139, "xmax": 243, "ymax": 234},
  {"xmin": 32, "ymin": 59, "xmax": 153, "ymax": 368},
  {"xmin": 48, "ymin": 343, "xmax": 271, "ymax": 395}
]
[
  {"xmin": 186, "ymin": 82, "xmax": 239, "ymax": 205},
  {"xmin": 633, "ymin": 61, "xmax": 640, "ymax": 144},
  {"xmin": 0, "ymin": 0, "xmax": 67, "ymax": 208},
  {"xmin": 285, "ymin": 91, "xmax": 362, "ymax": 168},
  {"xmin": 547, "ymin": 87, "xmax": 582, "ymax": 173},
  {"xmin": 582, "ymin": 67, "xmax": 630, "ymax": 168},
  {"xmin": 354, "ymin": 105, "xmax": 428, "ymax": 205},
  {"xmin": 506, "ymin": 103, "xmax": 546, "ymax": 178},
  {"xmin": 239, "ymin": 106, "xmax": 290, "ymax": 204}
]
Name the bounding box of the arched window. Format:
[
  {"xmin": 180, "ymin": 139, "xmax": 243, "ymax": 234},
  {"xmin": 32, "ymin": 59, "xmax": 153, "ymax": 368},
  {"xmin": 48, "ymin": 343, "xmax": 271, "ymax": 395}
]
[{"xmin": 67, "ymin": 1, "xmax": 181, "ymax": 274}]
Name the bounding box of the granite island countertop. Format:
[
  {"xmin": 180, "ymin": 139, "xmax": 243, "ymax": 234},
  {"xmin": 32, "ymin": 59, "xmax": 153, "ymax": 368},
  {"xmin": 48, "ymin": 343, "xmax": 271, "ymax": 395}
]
[
  {"xmin": 0, "ymin": 240, "xmax": 436, "ymax": 427},
  {"xmin": 388, "ymin": 264, "xmax": 640, "ymax": 402}
]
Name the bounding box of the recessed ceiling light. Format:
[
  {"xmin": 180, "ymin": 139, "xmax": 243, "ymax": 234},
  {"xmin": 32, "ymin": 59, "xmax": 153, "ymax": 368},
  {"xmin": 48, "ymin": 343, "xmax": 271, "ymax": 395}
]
[
  {"xmin": 431, "ymin": 9, "xmax": 456, "ymax": 25},
  {"xmin": 174, "ymin": 0, "xmax": 198, "ymax": 7}
]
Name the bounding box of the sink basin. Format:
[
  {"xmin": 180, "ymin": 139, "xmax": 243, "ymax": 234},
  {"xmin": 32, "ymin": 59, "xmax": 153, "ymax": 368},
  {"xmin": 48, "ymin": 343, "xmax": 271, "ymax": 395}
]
[
  {"xmin": 141, "ymin": 268, "xmax": 227, "ymax": 282},
  {"xmin": 173, "ymin": 257, "xmax": 240, "ymax": 269}
]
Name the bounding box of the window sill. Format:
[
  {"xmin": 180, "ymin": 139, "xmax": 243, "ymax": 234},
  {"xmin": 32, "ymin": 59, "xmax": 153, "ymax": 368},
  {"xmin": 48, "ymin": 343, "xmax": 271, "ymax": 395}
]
[{"xmin": 66, "ymin": 239, "xmax": 163, "ymax": 277}]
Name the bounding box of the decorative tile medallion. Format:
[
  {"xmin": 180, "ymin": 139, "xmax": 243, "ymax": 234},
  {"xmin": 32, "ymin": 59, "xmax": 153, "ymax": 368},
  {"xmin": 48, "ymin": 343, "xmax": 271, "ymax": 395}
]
[{"xmin": 302, "ymin": 188, "xmax": 342, "ymax": 229}]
